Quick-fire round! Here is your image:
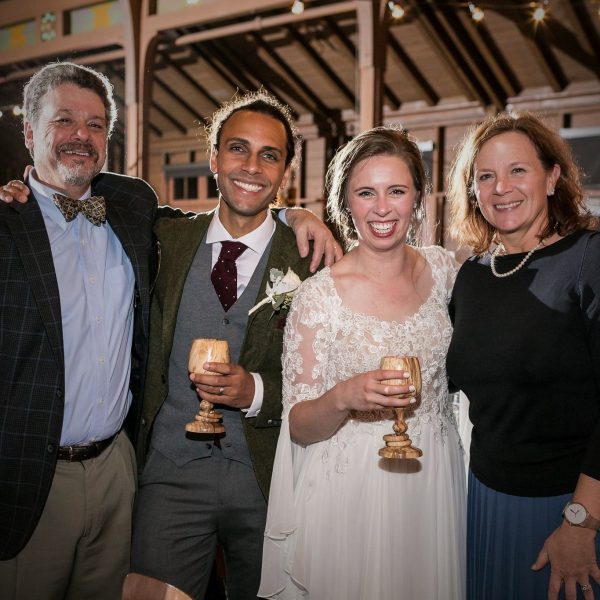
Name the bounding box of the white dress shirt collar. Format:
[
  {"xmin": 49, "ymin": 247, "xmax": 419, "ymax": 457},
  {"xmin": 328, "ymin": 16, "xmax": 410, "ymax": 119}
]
[{"xmin": 206, "ymin": 209, "xmax": 276, "ymax": 256}]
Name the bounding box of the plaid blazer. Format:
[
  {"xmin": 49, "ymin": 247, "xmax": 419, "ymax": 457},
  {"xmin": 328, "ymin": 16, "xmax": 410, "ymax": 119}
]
[
  {"xmin": 137, "ymin": 210, "xmax": 314, "ymax": 499},
  {"xmin": 0, "ymin": 172, "xmax": 157, "ymax": 560}
]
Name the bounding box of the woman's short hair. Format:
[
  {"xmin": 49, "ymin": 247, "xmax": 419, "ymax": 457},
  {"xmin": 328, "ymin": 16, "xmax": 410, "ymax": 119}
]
[
  {"xmin": 447, "ymin": 111, "xmax": 596, "ymax": 254},
  {"xmin": 325, "ymin": 126, "xmax": 429, "ymax": 249}
]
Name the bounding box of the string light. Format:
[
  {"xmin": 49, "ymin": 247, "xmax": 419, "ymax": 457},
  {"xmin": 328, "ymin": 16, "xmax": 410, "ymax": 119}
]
[
  {"xmin": 468, "ymin": 3, "xmax": 485, "ymax": 22},
  {"xmin": 12, "ymin": 106, "xmax": 22, "ymax": 116},
  {"xmin": 291, "ymin": 0, "xmax": 304, "ymax": 15},
  {"xmin": 387, "ymin": 1, "xmax": 406, "ymax": 20},
  {"xmin": 532, "ymin": 1, "xmax": 549, "ymax": 23}
]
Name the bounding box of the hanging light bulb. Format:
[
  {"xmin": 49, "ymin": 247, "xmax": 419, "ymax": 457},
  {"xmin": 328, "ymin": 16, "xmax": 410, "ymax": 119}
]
[
  {"xmin": 532, "ymin": 1, "xmax": 549, "ymax": 23},
  {"xmin": 291, "ymin": 0, "xmax": 304, "ymax": 15},
  {"xmin": 468, "ymin": 3, "xmax": 485, "ymax": 22},
  {"xmin": 12, "ymin": 105, "xmax": 22, "ymax": 116},
  {"xmin": 387, "ymin": 1, "xmax": 406, "ymax": 20}
]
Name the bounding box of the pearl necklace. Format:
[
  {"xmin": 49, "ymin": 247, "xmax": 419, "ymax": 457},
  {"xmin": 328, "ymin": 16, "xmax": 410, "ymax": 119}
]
[{"xmin": 490, "ymin": 241, "xmax": 543, "ymax": 278}]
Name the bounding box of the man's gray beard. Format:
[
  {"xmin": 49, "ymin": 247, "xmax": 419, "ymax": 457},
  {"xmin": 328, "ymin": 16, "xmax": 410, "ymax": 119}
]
[{"xmin": 57, "ymin": 160, "xmax": 100, "ymax": 187}]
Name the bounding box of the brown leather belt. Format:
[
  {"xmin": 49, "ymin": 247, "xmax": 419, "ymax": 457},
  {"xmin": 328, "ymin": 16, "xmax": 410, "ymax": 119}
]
[{"xmin": 57, "ymin": 433, "xmax": 117, "ymax": 461}]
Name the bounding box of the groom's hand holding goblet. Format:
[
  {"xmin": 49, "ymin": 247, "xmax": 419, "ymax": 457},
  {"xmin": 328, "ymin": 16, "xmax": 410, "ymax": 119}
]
[{"xmin": 191, "ymin": 363, "xmax": 255, "ymax": 409}]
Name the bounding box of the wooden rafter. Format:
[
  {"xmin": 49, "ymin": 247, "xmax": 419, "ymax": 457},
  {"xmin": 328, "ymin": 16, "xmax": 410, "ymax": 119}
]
[
  {"xmin": 386, "ymin": 28, "xmax": 439, "ymax": 106},
  {"xmin": 231, "ymin": 35, "xmax": 313, "ymax": 114},
  {"xmin": 159, "ymin": 51, "xmax": 222, "ymax": 109},
  {"xmin": 491, "ymin": 2, "xmax": 597, "ymax": 74},
  {"xmin": 199, "ymin": 38, "xmax": 298, "ymax": 117},
  {"xmin": 564, "ymin": 0, "xmax": 600, "ymax": 77},
  {"xmin": 493, "ymin": 1, "xmax": 567, "ymax": 91},
  {"xmin": 153, "ymin": 75, "xmax": 207, "ymax": 126},
  {"xmin": 464, "ymin": 18, "xmax": 521, "ymax": 98},
  {"xmin": 286, "ymin": 25, "xmax": 355, "ymax": 106},
  {"xmin": 251, "ymin": 31, "xmax": 335, "ymax": 121},
  {"xmin": 407, "ymin": 0, "xmax": 491, "ymax": 106},
  {"xmin": 436, "ymin": 1, "xmax": 509, "ymax": 109},
  {"xmin": 324, "ymin": 17, "xmax": 401, "ymax": 110},
  {"xmin": 181, "ymin": 37, "xmax": 242, "ymax": 96},
  {"xmin": 103, "ymin": 64, "xmax": 162, "ymax": 137}
]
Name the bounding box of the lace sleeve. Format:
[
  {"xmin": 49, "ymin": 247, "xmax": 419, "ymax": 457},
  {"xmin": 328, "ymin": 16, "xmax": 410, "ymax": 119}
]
[
  {"xmin": 281, "ymin": 272, "xmax": 335, "ymax": 418},
  {"xmin": 426, "ymin": 245, "xmax": 460, "ymax": 302}
]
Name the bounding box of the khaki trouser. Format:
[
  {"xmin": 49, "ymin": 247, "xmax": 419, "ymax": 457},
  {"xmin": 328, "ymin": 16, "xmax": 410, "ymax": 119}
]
[{"xmin": 0, "ymin": 432, "xmax": 136, "ymax": 600}]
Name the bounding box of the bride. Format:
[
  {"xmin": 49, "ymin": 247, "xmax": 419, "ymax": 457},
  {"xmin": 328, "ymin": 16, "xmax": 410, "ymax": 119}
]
[{"xmin": 258, "ymin": 127, "xmax": 466, "ymax": 600}]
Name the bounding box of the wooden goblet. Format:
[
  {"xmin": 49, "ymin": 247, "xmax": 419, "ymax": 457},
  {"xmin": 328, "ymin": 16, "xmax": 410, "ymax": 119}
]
[
  {"xmin": 378, "ymin": 355, "xmax": 423, "ymax": 459},
  {"xmin": 185, "ymin": 338, "xmax": 229, "ymax": 435}
]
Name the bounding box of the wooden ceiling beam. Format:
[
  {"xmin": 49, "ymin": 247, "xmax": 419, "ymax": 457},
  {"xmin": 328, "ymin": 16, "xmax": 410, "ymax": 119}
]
[
  {"xmin": 407, "ymin": 0, "xmax": 491, "ymax": 106},
  {"xmin": 180, "ymin": 36, "xmax": 243, "ymax": 96},
  {"xmin": 286, "ymin": 25, "xmax": 355, "ymax": 106},
  {"xmin": 386, "ymin": 29, "xmax": 439, "ymax": 106},
  {"xmin": 203, "ymin": 38, "xmax": 299, "ymax": 118},
  {"xmin": 565, "ymin": 0, "xmax": 600, "ymax": 77},
  {"xmin": 465, "ymin": 18, "xmax": 522, "ymax": 98},
  {"xmin": 499, "ymin": 4, "xmax": 598, "ymax": 74},
  {"xmin": 103, "ymin": 63, "xmax": 162, "ymax": 137},
  {"xmin": 494, "ymin": 1, "xmax": 568, "ymax": 91},
  {"xmin": 324, "ymin": 17, "xmax": 401, "ymax": 110},
  {"xmin": 436, "ymin": 1, "xmax": 509, "ymax": 109},
  {"xmin": 251, "ymin": 32, "xmax": 335, "ymax": 120},
  {"xmin": 231, "ymin": 35, "xmax": 314, "ymax": 114},
  {"xmin": 159, "ymin": 51, "xmax": 222, "ymax": 109},
  {"xmin": 153, "ymin": 75, "xmax": 207, "ymax": 126},
  {"xmin": 202, "ymin": 40, "xmax": 258, "ymax": 93},
  {"xmin": 151, "ymin": 100, "xmax": 188, "ymax": 134}
]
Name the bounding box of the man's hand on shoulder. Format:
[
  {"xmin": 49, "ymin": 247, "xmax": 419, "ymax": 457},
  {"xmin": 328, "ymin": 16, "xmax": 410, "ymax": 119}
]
[
  {"xmin": 285, "ymin": 207, "xmax": 343, "ymax": 273},
  {"xmin": 0, "ymin": 166, "xmax": 33, "ymax": 204},
  {"xmin": 0, "ymin": 179, "xmax": 30, "ymax": 204}
]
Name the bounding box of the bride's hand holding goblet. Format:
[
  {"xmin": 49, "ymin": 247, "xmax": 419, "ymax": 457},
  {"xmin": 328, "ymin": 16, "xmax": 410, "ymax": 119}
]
[{"xmin": 333, "ymin": 368, "xmax": 416, "ymax": 413}]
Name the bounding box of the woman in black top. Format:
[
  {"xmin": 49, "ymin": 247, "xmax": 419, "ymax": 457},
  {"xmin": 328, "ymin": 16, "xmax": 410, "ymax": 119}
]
[{"xmin": 446, "ymin": 112, "xmax": 600, "ymax": 600}]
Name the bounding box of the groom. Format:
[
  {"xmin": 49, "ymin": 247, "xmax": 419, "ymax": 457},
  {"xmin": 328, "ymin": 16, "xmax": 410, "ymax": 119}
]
[{"xmin": 130, "ymin": 91, "xmax": 316, "ymax": 600}]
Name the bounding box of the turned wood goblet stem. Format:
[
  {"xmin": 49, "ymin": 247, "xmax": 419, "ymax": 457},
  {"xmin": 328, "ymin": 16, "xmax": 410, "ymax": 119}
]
[
  {"xmin": 185, "ymin": 338, "xmax": 229, "ymax": 435},
  {"xmin": 378, "ymin": 355, "xmax": 423, "ymax": 459}
]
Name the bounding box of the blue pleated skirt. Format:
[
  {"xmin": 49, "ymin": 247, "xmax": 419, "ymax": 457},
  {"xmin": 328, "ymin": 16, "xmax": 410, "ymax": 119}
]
[{"xmin": 467, "ymin": 470, "xmax": 600, "ymax": 600}]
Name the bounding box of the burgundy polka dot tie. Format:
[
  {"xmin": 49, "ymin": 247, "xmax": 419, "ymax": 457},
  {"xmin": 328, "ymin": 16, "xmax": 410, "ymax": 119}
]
[{"xmin": 211, "ymin": 241, "xmax": 248, "ymax": 312}]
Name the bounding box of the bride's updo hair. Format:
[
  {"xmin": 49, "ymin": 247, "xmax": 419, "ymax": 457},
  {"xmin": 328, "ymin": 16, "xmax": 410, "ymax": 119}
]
[{"xmin": 325, "ymin": 126, "xmax": 428, "ymax": 249}]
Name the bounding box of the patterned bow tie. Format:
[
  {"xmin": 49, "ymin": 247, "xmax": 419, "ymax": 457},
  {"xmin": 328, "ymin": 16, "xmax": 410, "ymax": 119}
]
[{"xmin": 52, "ymin": 193, "xmax": 106, "ymax": 227}]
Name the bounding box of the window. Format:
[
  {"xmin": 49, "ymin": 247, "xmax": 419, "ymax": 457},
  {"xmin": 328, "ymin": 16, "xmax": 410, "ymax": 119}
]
[
  {"xmin": 172, "ymin": 176, "xmax": 198, "ymax": 200},
  {"xmin": 560, "ymin": 127, "xmax": 600, "ymax": 190}
]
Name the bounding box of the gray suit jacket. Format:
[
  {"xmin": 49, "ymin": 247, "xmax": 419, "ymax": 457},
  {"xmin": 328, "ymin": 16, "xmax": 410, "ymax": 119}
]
[{"xmin": 137, "ymin": 210, "xmax": 314, "ymax": 498}]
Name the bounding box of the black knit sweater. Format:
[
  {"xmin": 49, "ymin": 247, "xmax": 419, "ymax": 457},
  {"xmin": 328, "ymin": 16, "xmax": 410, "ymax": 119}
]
[{"xmin": 448, "ymin": 229, "xmax": 600, "ymax": 496}]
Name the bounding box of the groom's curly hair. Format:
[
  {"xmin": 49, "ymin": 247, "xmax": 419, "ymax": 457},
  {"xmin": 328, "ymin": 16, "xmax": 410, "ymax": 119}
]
[{"xmin": 207, "ymin": 90, "xmax": 300, "ymax": 170}]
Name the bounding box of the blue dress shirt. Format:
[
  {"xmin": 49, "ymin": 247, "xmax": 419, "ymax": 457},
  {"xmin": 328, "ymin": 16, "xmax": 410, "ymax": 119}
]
[{"xmin": 30, "ymin": 172, "xmax": 135, "ymax": 445}]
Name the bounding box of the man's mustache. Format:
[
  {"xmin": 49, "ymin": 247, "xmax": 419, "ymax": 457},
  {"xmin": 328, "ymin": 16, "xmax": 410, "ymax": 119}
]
[{"xmin": 57, "ymin": 143, "xmax": 99, "ymax": 159}]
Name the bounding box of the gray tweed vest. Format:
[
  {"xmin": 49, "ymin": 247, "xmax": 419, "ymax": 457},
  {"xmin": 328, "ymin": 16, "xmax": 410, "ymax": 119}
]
[{"xmin": 150, "ymin": 234, "xmax": 271, "ymax": 467}]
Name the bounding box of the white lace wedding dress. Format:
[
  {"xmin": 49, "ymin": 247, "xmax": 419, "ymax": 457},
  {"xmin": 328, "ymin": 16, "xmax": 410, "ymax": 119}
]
[{"xmin": 258, "ymin": 246, "xmax": 466, "ymax": 600}]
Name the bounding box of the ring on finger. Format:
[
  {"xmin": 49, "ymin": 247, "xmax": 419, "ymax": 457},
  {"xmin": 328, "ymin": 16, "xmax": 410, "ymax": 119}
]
[
  {"xmin": 218, "ymin": 386, "xmax": 224, "ymax": 395},
  {"xmin": 580, "ymin": 584, "xmax": 592, "ymax": 592}
]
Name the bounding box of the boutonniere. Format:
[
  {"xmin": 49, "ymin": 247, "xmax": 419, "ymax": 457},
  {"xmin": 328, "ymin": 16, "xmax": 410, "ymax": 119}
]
[{"xmin": 248, "ymin": 267, "xmax": 302, "ymax": 317}]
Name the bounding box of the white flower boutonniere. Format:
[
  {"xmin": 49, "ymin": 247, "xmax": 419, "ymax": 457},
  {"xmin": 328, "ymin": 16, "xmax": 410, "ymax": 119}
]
[{"xmin": 248, "ymin": 267, "xmax": 302, "ymax": 316}]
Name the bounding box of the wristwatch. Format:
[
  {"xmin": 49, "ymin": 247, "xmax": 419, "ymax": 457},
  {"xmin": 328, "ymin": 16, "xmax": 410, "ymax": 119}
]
[{"xmin": 563, "ymin": 501, "xmax": 600, "ymax": 530}]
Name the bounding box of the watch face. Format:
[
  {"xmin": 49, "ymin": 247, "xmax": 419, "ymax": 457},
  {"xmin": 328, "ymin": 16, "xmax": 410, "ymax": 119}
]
[{"xmin": 565, "ymin": 502, "xmax": 587, "ymax": 525}]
